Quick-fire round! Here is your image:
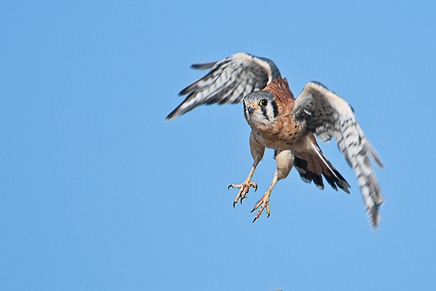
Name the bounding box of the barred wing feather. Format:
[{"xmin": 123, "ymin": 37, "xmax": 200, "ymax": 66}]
[
  {"xmin": 166, "ymin": 53, "xmax": 281, "ymax": 120},
  {"xmin": 293, "ymin": 81, "xmax": 384, "ymax": 228}
]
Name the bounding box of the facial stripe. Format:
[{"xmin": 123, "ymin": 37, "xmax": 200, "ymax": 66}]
[{"xmin": 271, "ymin": 99, "xmax": 278, "ymax": 117}]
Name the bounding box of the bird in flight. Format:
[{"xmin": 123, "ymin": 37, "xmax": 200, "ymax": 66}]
[{"xmin": 166, "ymin": 52, "xmax": 384, "ymax": 229}]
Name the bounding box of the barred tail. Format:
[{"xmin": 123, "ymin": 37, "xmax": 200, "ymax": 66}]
[{"xmin": 293, "ymin": 135, "xmax": 350, "ymax": 194}]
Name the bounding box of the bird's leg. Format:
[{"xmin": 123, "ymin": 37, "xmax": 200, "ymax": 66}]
[
  {"xmin": 251, "ymin": 174, "xmax": 278, "ymax": 222},
  {"xmin": 228, "ymin": 165, "xmax": 258, "ymax": 206},
  {"xmin": 251, "ymin": 149, "xmax": 294, "ymax": 222},
  {"xmin": 229, "ymin": 132, "xmax": 265, "ymax": 207}
]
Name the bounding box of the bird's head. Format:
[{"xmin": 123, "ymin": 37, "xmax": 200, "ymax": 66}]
[{"xmin": 243, "ymin": 91, "xmax": 278, "ymax": 126}]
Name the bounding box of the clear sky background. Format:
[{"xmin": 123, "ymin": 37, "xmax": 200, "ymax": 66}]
[{"xmin": 1, "ymin": 1, "xmax": 435, "ymax": 290}]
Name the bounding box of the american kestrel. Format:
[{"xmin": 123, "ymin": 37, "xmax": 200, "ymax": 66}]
[{"xmin": 167, "ymin": 53, "xmax": 384, "ymax": 229}]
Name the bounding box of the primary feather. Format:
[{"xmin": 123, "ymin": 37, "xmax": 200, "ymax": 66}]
[
  {"xmin": 292, "ymin": 81, "xmax": 384, "ymax": 228},
  {"xmin": 166, "ymin": 53, "xmax": 280, "ymax": 120}
]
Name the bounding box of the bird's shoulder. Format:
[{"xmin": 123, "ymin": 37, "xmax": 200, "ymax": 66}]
[{"xmin": 262, "ymin": 76, "xmax": 295, "ymax": 116}]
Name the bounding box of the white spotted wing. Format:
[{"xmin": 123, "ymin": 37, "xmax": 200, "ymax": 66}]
[{"xmin": 293, "ymin": 81, "xmax": 384, "ymax": 229}]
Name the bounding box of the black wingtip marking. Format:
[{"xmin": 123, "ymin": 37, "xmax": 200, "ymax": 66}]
[
  {"xmin": 368, "ymin": 205, "xmax": 380, "ymax": 230},
  {"xmin": 179, "ymin": 85, "xmax": 193, "ymax": 96},
  {"xmin": 166, "ymin": 94, "xmax": 195, "ymax": 120},
  {"xmin": 190, "ymin": 61, "xmax": 217, "ymax": 70},
  {"xmin": 166, "ymin": 109, "xmax": 178, "ymax": 121},
  {"xmin": 178, "ymin": 89, "xmax": 188, "ymax": 96}
]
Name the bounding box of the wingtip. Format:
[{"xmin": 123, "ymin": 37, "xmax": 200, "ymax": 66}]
[
  {"xmin": 361, "ymin": 136, "xmax": 384, "ymax": 169},
  {"xmin": 374, "ymin": 156, "xmax": 385, "ymax": 169},
  {"xmin": 165, "ymin": 109, "xmax": 179, "ymax": 121},
  {"xmin": 179, "ymin": 86, "xmax": 191, "ymax": 96},
  {"xmin": 369, "ymin": 148, "xmax": 385, "ymax": 169},
  {"xmin": 190, "ymin": 61, "xmax": 217, "ymax": 70},
  {"xmin": 368, "ymin": 204, "xmax": 382, "ymax": 230}
]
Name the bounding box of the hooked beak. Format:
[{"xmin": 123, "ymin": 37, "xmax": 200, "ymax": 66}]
[
  {"xmin": 244, "ymin": 103, "xmax": 258, "ymax": 121},
  {"xmin": 247, "ymin": 104, "xmax": 256, "ymax": 115}
]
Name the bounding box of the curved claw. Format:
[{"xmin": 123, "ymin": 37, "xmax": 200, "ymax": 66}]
[
  {"xmin": 252, "ymin": 212, "xmax": 271, "ymax": 223},
  {"xmin": 228, "ymin": 181, "xmax": 258, "ymax": 207},
  {"xmin": 252, "ymin": 183, "xmax": 258, "ymax": 192},
  {"xmin": 250, "ymin": 193, "xmax": 271, "ymax": 222}
]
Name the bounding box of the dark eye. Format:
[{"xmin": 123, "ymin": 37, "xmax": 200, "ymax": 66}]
[{"xmin": 259, "ymin": 99, "xmax": 267, "ymax": 107}]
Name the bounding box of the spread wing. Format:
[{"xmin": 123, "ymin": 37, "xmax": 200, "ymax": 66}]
[
  {"xmin": 166, "ymin": 52, "xmax": 281, "ymax": 120},
  {"xmin": 292, "ymin": 81, "xmax": 384, "ymax": 229}
]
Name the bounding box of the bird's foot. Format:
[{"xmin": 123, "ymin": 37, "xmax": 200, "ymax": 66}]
[
  {"xmin": 228, "ymin": 181, "xmax": 258, "ymax": 206},
  {"xmin": 251, "ymin": 191, "xmax": 271, "ymax": 222}
]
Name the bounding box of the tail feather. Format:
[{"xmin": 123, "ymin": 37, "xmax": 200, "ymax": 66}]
[{"xmin": 294, "ymin": 135, "xmax": 350, "ymax": 194}]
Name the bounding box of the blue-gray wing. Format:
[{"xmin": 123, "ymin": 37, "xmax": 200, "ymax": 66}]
[
  {"xmin": 293, "ymin": 81, "xmax": 384, "ymax": 229},
  {"xmin": 166, "ymin": 52, "xmax": 281, "ymax": 120}
]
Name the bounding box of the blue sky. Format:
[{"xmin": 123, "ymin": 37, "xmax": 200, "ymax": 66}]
[{"xmin": 1, "ymin": 0, "xmax": 435, "ymax": 290}]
